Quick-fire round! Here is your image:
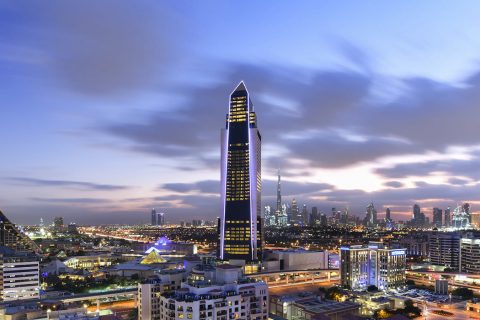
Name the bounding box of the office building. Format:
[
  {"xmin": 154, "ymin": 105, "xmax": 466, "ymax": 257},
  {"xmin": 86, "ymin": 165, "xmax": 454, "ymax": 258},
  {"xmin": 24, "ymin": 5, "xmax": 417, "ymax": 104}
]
[
  {"xmin": 340, "ymin": 242, "xmax": 406, "ymax": 291},
  {"xmin": 429, "ymin": 231, "xmax": 461, "ymax": 271},
  {"xmin": 460, "ymin": 232, "xmax": 480, "ymax": 273},
  {"xmin": 219, "ymin": 82, "xmax": 262, "ymax": 263},
  {"xmin": 0, "ymin": 247, "xmax": 40, "ymax": 301}
]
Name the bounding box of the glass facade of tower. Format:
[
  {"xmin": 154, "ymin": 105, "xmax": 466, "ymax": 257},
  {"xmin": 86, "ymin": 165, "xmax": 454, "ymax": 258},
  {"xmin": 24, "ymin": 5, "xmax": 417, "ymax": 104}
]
[{"xmin": 219, "ymin": 82, "xmax": 262, "ymax": 262}]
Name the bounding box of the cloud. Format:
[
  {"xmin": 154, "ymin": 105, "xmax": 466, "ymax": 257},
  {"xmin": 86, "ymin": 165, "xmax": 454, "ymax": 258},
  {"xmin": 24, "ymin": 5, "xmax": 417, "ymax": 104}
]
[
  {"xmin": 376, "ymin": 152, "xmax": 480, "ymax": 181},
  {"xmin": 30, "ymin": 197, "xmax": 110, "ymax": 204},
  {"xmin": 100, "ymin": 60, "xmax": 480, "ymax": 171},
  {"xmin": 161, "ymin": 180, "xmax": 219, "ymax": 194},
  {"xmin": 6, "ymin": 177, "xmax": 130, "ymax": 191},
  {"xmin": 384, "ymin": 181, "xmax": 404, "ymax": 188},
  {"xmin": 3, "ymin": 1, "xmax": 181, "ymax": 96}
]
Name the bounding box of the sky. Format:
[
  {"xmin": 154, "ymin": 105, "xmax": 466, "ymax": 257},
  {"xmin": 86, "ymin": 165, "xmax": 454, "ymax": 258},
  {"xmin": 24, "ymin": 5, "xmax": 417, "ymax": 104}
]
[{"xmin": 2, "ymin": 1, "xmax": 480, "ymax": 225}]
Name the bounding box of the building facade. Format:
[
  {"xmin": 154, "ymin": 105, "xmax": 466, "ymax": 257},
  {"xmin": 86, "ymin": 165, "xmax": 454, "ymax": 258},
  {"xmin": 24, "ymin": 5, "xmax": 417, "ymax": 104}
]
[
  {"xmin": 429, "ymin": 231, "xmax": 461, "ymax": 271},
  {"xmin": 0, "ymin": 248, "xmax": 39, "ymax": 301},
  {"xmin": 139, "ymin": 264, "xmax": 268, "ymax": 320},
  {"xmin": 460, "ymin": 233, "xmax": 480, "ymax": 273},
  {"xmin": 219, "ymin": 82, "xmax": 262, "ymax": 262},
  {"xmin": 138, "ymin": 270, "xmax": 185, "ymax": 320},
  {"xmin": 340, "ymin": 243, "xmax": 406, "ymax": 291}
]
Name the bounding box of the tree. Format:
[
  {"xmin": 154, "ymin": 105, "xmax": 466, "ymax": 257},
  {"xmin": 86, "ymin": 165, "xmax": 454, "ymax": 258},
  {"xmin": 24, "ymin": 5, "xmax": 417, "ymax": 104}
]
[
  {"xmin": 367, "ymin": 285, "xmax": 378, "ymax": 292},
  {"xmin": 325, "ymin": 287, "xmax": 345, "ymax": 302},
  {"xmin": 452, "ymin": 287, "xmax": 474, "ymax": 300},
  {"xmin": 398, "ymin": 299, "xmax": 422, "ymax": 318},
  {"xmin": 374, "ymin": 309, "xmax": 393, "ymax": 319}
]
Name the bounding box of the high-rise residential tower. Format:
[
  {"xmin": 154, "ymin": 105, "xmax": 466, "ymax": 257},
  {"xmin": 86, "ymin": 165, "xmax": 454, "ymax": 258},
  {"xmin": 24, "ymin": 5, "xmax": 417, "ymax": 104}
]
[{"xmin": 219, "ymin": 82, "xmax": 262, "ymax": 262}]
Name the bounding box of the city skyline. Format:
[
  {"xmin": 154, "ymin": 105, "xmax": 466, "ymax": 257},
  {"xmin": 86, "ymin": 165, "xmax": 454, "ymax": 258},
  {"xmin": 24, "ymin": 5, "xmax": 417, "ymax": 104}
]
[{"xmin": 3, "ymin": 1, "xmax": 480, "ymax": 224}]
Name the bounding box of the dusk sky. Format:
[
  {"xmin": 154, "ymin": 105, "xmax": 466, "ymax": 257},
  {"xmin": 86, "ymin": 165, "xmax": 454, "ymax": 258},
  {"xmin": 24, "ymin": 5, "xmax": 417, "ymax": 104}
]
[{"xmin": 2, "ymin": 1, "xmax": 480, "ymax": 224}]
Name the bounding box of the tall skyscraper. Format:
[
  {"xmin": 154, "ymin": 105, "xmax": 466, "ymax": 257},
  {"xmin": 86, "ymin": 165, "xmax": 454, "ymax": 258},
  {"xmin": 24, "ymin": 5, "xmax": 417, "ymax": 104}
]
[
  {"xmin": 276, "ymin": 169, "xmax": 282, "ymax": 214},
  {"xmin": 363, "ymin": 203, "xmax": 377, "ymax": 227},
  {"xmin": 291, "ymin": 199, "xmax": 299, "ymax": 225},
  {"xmin": 219, "ymin": 82, "xmax": 262, "ymax": 262}
]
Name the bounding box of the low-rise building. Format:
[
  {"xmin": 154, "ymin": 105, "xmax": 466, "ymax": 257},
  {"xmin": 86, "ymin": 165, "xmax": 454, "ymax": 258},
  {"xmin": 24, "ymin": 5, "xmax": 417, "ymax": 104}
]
[
  {"xmin": 138, "ymin": 263, "xmax": 268, "ymax": 320},
  {"xmin": 270, "ymin": 293, "xmax": 360, "ymax": 320},
  {"xmin": 263, "ymin": 249, "xmax": 329, "ymax": 272},
  {"xmin": 64, "ymin": 255, "xmax": 119, "ymax": 270}
]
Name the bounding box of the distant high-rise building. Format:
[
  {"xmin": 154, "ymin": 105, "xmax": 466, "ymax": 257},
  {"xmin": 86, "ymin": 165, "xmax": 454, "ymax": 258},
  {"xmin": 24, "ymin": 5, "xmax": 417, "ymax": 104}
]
[
  {"xmin": 433, "ymin": 208, "xmax": 443, "ymax": 228},
  {"xmin": 219, "ymin": 82, "xmax": 262, "ymax": 262},
  {"xmin": 444, "ymin": 207, "xmax": 451, "ymax": 227},
  {"xmin": 291, "ymin": 199, "xmax": 299, "ymax": 225},
  {"xmin": 452, "ymin": 205, "xmax": 470, "ymax": 229},
  {"xmin": 158, "ymin": 212, "xmax": 165, "ymax": 226},
  {"xmin": 310, "ymin": 207, "xmax": 319, "ymax": 226},
  {"xmin": 301, "ymin": 204, "xmax": 308, "ymax": 226},
  {"xmin": 385, "ymin": 208, "xmax": 394, "ymax": 229},
  {"xmin": 340, "ymin": 208, "xmax": 348, "ymax": 225},
  {"xmin": 286, "ymin": 204, "xmax": 292, "ymax": 224},
  {"xmin": 264, "ymin": 205, "xmax": 275, "ymax": 227},
  {"xmin": 320, "ymin": 213, "xmax": 328, "ymax": 227},
  {"xmin": 276, "ymin": 169, "xmax": 282, "ymax": 213},
  {"xmin": 464, "ymin": 203, "xmax": 471, "ymax": 223},
  {"xmin": 363, "ymin": 203, "xmax": 377, "ymax": 227},
  {"xmin": 53, "ymin": 217, "xmax": 64, "ymax": 230},
  {"xmin": 151, "ymin": 208, "xmax": 157, "ymax": 226},
  {"xmin": 411, "ymin": 204, "xmax": 426, "ymax": 227},
  {"xmin": 277, "ymin": 204, "xmax": 288, "ymax": 227}
]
